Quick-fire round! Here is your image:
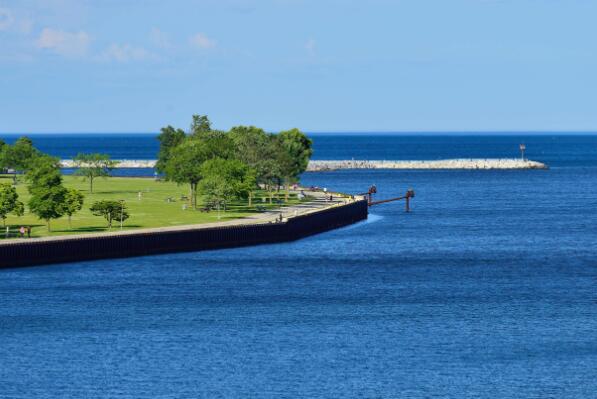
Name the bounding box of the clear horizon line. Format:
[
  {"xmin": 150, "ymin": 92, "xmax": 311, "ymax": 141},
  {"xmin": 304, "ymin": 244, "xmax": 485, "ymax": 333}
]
[{"xmin": 2, "ymin": 130, "xmax": 597, "ymax": 135}]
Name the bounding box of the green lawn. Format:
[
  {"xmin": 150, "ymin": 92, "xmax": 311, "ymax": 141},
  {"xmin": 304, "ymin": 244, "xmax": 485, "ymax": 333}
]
[{"xmin": 1, "ymin": 175, "xmax": 305, "ymax": 239}]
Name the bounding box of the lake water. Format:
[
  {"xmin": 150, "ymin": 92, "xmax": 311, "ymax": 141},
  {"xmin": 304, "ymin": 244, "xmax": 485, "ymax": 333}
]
[{"xmin": 1, "ymin": 134, "xmax": 596, "ymax": 398}]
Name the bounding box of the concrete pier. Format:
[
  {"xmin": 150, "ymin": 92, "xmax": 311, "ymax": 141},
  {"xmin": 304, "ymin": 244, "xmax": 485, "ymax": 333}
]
[{"xmin": 0, "ymin": 192, "xmax": 368, "ymax": 268}]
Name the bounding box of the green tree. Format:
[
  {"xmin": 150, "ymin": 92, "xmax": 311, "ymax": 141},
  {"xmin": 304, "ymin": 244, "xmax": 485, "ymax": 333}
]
[
  {"xmin": 199, "ymin": 158, "xmax": 256, "ymax": 212},
  {"xmin": 90, "ymin": 200, "xmax": 129, "ymax": 229},
  {"xmin": 63, "ymin": 188, "xmax": 85, "ymax": 228},
  {"xmin": 229, "ymin": 126, "xmax": 271, "ymax": 205},
  {"xmin": 156, "ymin": 125, "xmax": 186, "ymax": 173},
  {"xmin": 163, "ymin": 140, "xmax": 209, "ymax": 209},
  {"xmin": 26, "ymin": 155, "xmax": 63, "ymax": 187},
  {"xmin": 276, "ymin": 129, "xmax": 313, "ymax": 200},
  {"xmin": 258, "ymin": 135, "xmax": 289, "ymax": 203},
  {"xmin": 191, "ymin": 129, "xmax": 234, "ymax": 160},
  {"xmin": 26, "ymin": 155, "xmax": 68, "ymax": 232},
  {"xmin": 188, "ymin": 115, "xmax": 234, "ymax": 157},
  {"xmin": 0, "ymin": 183, "xmax": 24, "ymax": 227},
  {"xmin": 0, "ymin": 136, "xmax": 39, "ymax": 184},
  {"xmin": 73, "ymin": 153, "xmax": 118, "ymax": 193},
  {"xmin": 189, "ymin": 114, "xmax": 212, "ymax": 137},
  {"xmin": 229, "ymin": 126, "xmax": 272, "ymax": 192},
  {"xmin": 28, "ymin": 185, "xmax": 68, "ymax": 232},
  {"xmin": 278, "ymin": 128, "xmax": 313, "ymax": 177}
]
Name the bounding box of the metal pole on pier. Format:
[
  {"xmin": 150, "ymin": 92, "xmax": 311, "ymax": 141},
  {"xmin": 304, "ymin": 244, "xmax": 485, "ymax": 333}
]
[
  {"xmin": 366, "ymin": 188, "xmax": 415, "ymax": 212},
  {"xmin": 519, "ymin": 143, "xmax": 526, "ymax": 161}
]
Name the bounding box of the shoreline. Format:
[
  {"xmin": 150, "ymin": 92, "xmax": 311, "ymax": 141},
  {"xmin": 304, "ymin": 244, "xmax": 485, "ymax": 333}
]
[
  {"xmin": 0, "ymin": 193, "xmax": 368, "ymax": 268},
  {"xmin": 59, "ymin": 158, "xmax": 548, "ymax": 170},
  {"xmin": 0, "ymin": 190, "xmax": 359, "ymax": 245}
]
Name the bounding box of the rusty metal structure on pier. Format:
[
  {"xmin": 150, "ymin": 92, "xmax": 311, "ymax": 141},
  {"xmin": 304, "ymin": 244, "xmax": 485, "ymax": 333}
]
[{"xmin": 359, "ymin": 185, "xmax": 415, "ymax": 212}]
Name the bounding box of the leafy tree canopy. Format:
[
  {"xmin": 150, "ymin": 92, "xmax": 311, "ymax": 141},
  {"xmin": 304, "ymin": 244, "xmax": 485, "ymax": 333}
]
[
  {"xmin": 191, "ymin": 129, "xmax": 234, "ymax": 160},
  {"xmin": 26, "ymin": 155, "xmax": 68, "ymax": 231},
  {"xmin": 28, "ymin": 185, "xmax": 67, "ymax": 231},
  {"xmin": 156, "ymin": 125, "xmax": 186, "ymax": 173},
  {"xmin": 163, "ymin": 140, "xmax": 210, "ymax": 208},
  {"xmin": 73, "ymin": 153, "xmax": 118, "ymax": 193},
  {"xmin": 190, "ymin": 114, "xmax": 212, "ymax": 137},
  {"xmin": 0, "ymin": 136, "xmax": 39, "ymax": 173},
  {"xmin": 64, "ymin": 188, "xmax": 85, "ymax": 227},
  {"xmin": 199, "ymin": 158, "xmax": 256, "ymax": 211},
  {"xmin": 277, "ymin": 128, "xmax": 313, "ymax": 179},
  {"xmin": 229, "ymin": 126, "xmax": 271, "ymax": 177},
  {"xmin": 26, "ymin": 155, "xmax": 63, "ymax": 189},
  {"xmin": 0, "ymin": 183, "xmax": 24, "ymax": 226},
  {"xmin": 90, "ymin": 200, "xmax": 129, "ymax": 229},
  {"xmin": 157, "ymin": 115, "xmax": 313, "ymax": 205}
]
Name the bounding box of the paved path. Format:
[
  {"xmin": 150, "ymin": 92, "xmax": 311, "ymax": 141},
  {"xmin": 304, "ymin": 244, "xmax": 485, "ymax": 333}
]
[{"xmin": 0, "ymin": 190, "xmax": 361, "ymax": 245}]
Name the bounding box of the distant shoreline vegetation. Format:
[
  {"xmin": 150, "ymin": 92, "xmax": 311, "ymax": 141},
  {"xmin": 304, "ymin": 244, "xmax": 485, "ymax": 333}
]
[{"xmin": 0, "ymin": 115, "xmax": 314, "ymax": 238}]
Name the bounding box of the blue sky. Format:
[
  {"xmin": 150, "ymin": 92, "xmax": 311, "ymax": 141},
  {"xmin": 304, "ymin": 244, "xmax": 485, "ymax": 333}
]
[{"xmin": 1, "ymin": 0, "xmax": 596, "ymax": 133}]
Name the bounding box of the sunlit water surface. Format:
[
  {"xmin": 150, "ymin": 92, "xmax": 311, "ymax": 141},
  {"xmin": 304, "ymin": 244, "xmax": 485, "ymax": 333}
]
[{"xmin": 1, "ymin": 134, "xmax": 596, "ymax": 398}]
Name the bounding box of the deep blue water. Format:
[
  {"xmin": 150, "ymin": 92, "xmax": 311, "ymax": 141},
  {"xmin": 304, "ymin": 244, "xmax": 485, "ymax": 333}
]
[
  {"xmin": 3, "ymin": 132, "xmax": 597, "ymax": 166},
  {"xmin": 1, "ymin": 134, "xmax": 596, "ymax": 398}
]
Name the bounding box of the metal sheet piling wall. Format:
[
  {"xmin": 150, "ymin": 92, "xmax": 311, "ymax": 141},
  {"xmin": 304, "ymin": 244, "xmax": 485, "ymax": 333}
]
[{"xmin": 0, "ymin": 200, "xmax": 368, "ymax": 269}]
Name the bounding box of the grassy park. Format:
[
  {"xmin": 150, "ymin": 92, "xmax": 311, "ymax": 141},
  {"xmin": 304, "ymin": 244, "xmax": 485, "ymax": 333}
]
[
  {"xmin": 1, "ymin": 115, "xmax": 316, "ymax": 240},
  {"xmin": 0, "ymin": 174, "xmax": 307, "ymax": 239}
]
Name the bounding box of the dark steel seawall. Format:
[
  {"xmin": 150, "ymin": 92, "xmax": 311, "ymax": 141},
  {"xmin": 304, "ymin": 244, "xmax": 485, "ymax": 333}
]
[{"xmin": 0, "ymin": 200, "xmax": 368, "ymax": 269}]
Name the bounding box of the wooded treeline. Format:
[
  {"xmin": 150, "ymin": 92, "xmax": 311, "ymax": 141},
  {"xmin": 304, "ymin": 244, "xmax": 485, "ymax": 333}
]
[{"xmin": 157, "ymin": 115, "xmax": 313, "ymax": 210}]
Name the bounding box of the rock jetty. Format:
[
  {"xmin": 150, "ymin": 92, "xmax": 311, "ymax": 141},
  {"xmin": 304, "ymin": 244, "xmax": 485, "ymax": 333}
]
[
  {"xmin": 60, "ymin": 158, "xmax": 548, "ymax": 170},
  {"xmin": 60, "ymin": 159, "xmax": 157, "ymax": 168},
  {"xmin": 306, "ymin": 159, "xmax": 548, "ymax": 171}
]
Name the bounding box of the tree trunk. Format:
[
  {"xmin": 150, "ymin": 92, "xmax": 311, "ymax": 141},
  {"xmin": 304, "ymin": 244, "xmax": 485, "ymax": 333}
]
[
  {"xmin": 248, "ymin": 191, "xmax": 253, "ymax": 207},
  {"xmin": 285, "ymin": 182, "xmax": 289, "ymax": 201},
  {"xmin": 90, "ymin": 177, "xmax": 94, "ymax": 194},
  {"xmin": 46, "ymin": 219, "xmax": 51, "ymax": 232},
  {"xmin": 68, "ymin": 215, "xmax": 72, "ymax": 229},
  {"xmin": 191, "ymin": 183, "xmax": 197, "ymax": 209}
]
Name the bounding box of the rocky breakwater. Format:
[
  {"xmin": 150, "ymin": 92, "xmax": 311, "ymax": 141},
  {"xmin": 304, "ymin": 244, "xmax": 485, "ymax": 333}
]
[
  {"xmin": 306, "ymin": 159, "xmax": 548, "ymax": 171},
  {"xmin": 60, "ymin": 158, "xmax": 548, "ymax": 170},
  {"xmin": 60, "ymin": 159, "xmax": 157, "ymax": 168}
]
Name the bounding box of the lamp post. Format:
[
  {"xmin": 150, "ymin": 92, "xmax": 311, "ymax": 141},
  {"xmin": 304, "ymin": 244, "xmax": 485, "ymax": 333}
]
[
  {"xmin": 119, "ymin": 200, "xmax": 125, "ymax": 230},
  {"xmin": 519, "ymin": 143, "xmax": 526, "ymax": 161}
]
